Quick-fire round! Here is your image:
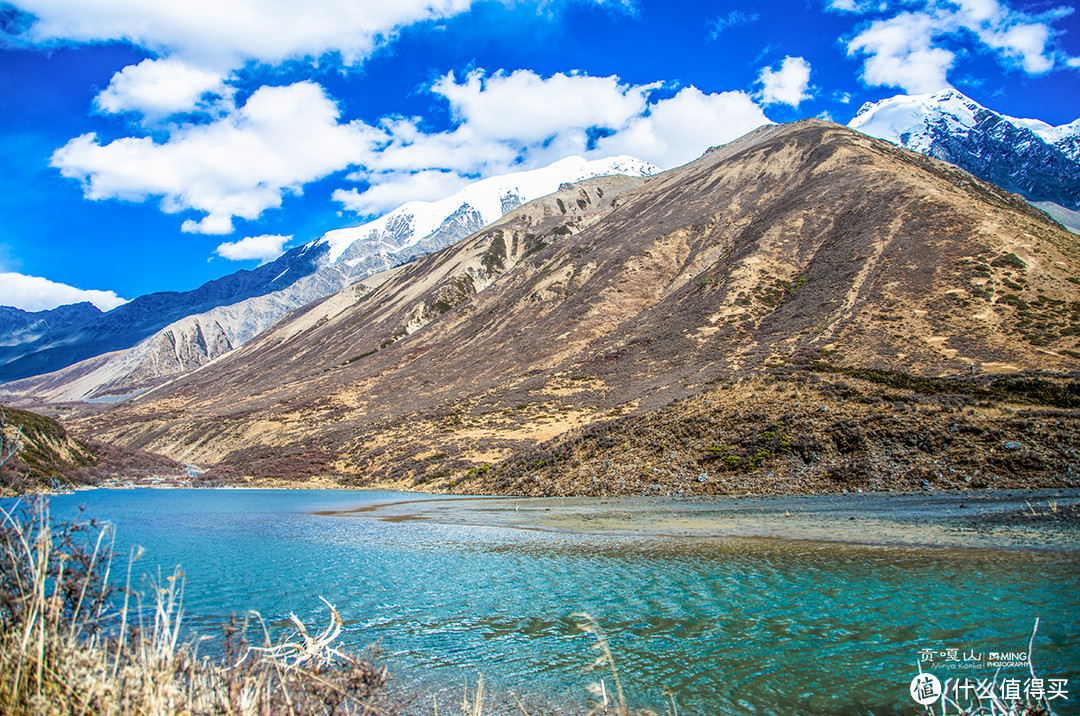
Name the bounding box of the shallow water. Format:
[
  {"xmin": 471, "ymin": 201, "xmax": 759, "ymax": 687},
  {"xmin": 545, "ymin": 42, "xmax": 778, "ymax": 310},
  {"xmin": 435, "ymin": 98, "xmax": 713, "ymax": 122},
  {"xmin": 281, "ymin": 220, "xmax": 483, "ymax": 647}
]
[{"xmin": 16, "ymin": 489, "xmax": 1080, "ymax": 714}]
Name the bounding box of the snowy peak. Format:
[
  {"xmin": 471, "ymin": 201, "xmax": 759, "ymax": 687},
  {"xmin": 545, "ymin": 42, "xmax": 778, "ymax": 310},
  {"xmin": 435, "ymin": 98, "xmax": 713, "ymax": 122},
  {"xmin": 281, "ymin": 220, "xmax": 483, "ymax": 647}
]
[
  {"xmin": 849, "ymin": 89, "xmax": 1080, "ymax": 209},
  {"xmin": 317, "ymin": 155, "xmax": 659, "ymax": 264},
  {"xmin": 1003, "ymin": 115, "xmax": 1080, "ymax": 160},
  {"xmin": 851, "ymin": 89, "xmax": 989, "ymax": 149},
  {"xmin": 851, "ymin": 89, "xmax": 1080, "ymax": 155}
]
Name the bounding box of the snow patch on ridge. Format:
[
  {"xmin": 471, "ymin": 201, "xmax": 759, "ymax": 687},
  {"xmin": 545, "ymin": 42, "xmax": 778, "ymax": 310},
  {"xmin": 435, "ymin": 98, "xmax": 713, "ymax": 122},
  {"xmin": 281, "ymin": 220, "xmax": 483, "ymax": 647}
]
[{"xmin": 318, "ymin": 155, "xmax": 659, "ymax": 264}]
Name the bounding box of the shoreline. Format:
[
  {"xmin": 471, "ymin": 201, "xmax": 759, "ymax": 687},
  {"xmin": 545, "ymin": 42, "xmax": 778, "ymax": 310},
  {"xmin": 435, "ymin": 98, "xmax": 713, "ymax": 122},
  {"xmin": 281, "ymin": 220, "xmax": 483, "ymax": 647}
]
[{"xmin": 8, "ymin": 482, "xmax": 1078, "ymax": 551}]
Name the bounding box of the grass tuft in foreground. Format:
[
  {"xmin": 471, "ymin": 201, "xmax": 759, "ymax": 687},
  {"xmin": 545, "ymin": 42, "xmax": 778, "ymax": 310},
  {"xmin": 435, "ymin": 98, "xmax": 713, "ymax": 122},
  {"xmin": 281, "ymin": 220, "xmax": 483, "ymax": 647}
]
[{"xmin": 0, "ymin": 499, "xmax": 388, "ymax": 715}]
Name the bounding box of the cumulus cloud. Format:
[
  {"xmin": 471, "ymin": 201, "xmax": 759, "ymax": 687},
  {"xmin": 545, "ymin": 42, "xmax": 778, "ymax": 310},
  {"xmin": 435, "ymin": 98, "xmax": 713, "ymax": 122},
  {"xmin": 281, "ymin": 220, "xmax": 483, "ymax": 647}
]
[
  {"xmin": 594, "ymin": 87, "xmax": 772, "ymax": 167},
  {"xmin": 95, "ymin": 58, "xmax": 232, "ymax": 121},
  {"xmin": 15, "ymin": 0, "xmax": 686, "ymax": 231},
  {"xmin": 16, "ymin": 0, "xmax": 768, "ymax": 236},
  {"xmin": 0, "ymin": 272, "xmax": 128, "ymax": 312},
  {"xmin": 431, "ymin": 70, "xmax": 657, "ymax": 145},
  {"xmin": 333, "ymin": 170, "xmax": 472, "ymax": 216},
  {"xmin": 848, "ymin": 12, "xmax": 955, "ymax": 93},
  {"xmin": 10, "ymin": 0, "xmax": 480, "ymax": 69},
  {"xmin": 214, "ymin": 234, "xmax": 291, "ymax": 262},
  {"xmin": 977, "ymin": 20, "xmax": 1053, "ymax": 74},
  {"xmin": 332, "ymin": 70, "xmax": 772, "ymax": 216},
  {"xmin": 6, "ymin": 0, "xmax": 502, "ymax": 122},
  {"xmin": 54, "ymin": 58, "xmax": 774, "ymax": 228},
  {"xmin": 758, "ymin": 56, "xmax": 814, "ymax": 107},
  {"xmin": 63, "ymin": 67, "xmax": 761, "ymax": 227},
  {"xmin": 52, "ymin": 82, "xmax": 386, "ymax": 234},
  {"xmin": 845, "ymin": 0, "xmax": 1065, "ymax": 93}
]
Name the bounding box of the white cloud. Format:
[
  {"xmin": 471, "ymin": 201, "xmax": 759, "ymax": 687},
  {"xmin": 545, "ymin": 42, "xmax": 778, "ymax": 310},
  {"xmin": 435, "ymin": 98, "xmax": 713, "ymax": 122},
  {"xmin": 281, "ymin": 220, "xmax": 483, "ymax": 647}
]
[
  {"xmin": 16, "ymin": 1, "xmax": 674, "ymax": 231},
  {"xmin": 758, "ymin": 56, "xmax": 814, "ymax": 107},
  {"xmin": 977, "ymin": 21, "xmax": 1053, "ymax": 74},
  {"xmin": 333, "ymin": 170, "xmax": 472, "ymax": 216},
  {"xmin": 55, "ymin": 60, "xmax": 774, "ymax": 227},
  {"xmin": 52, "ymin": 82, "xmax": 386, "ymax": 234},
  {"xmin": 365, "ymin": 120, "xmax": 519, "ymax": 177},
  {"xmin": 70, "ymin": 66, "xmax": 769, "ymax": 226},
  {"xmin": 0, "ymin": 272, "xmax": 128, "ymax": 312},
  {"xmin": 431, "ymin": 70, "xmax": 657, "ymax": 145},
  {"xmin": 328, "ymin": 73, "xmax": 772, "ymax": 216},
  {"xmin": 951, "ymin": 0, "xmax": 1058, "ymax": 74},
  {"xmin": 848, "ymin": 12, "xmax": 955, "ymax": 93},
  {"xmin": 845, "ymin": 0, "xmax": 1064, "ymax": 93},
  {"xmin": 96, "ymin": 58, "xmax": 232, "ymax": 121},
  {"xmin": 708, "ymin": 10, "xmax": 759, "ymax": 40},
  {"xmin": 8, "ymin": 0, "xmax": 516, "ymax": 121},
  {"xmin": 11, "ymin": 0, "xmax": 481, "ymax": 70},
  {"xmin": 826, "ymin": 0, "xmax": 872, "ymax": 11},
  {"xmin": 594, "ymin": 87, "xmax": 772, "ymax": 167},
  {"xmin": 214, "ymin": 234, "xmax": 291, "ymax": 262}
]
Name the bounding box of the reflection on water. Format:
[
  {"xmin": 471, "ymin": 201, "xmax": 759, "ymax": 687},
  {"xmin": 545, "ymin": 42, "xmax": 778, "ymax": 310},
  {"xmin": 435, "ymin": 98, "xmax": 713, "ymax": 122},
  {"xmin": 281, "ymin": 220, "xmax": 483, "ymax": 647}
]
[{"xmin": 21, "ymin": 489, "xmax": 1080, "ymax": 715}]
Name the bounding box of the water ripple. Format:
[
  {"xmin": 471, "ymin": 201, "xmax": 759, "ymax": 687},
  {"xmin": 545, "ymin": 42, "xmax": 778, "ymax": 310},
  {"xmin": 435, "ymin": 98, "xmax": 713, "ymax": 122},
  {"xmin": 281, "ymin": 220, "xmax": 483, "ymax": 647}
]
[{"xmin": 30, "ymin": 489, "xmax": 1080, "ymax": 716}]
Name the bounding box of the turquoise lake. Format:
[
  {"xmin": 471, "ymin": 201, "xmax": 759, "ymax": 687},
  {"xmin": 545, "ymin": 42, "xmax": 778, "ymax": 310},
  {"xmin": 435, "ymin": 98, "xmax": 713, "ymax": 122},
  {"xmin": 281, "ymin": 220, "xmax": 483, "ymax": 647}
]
[{"xmin": 15, "ymin": 488, "xmax": 1080, "ymax": 715}]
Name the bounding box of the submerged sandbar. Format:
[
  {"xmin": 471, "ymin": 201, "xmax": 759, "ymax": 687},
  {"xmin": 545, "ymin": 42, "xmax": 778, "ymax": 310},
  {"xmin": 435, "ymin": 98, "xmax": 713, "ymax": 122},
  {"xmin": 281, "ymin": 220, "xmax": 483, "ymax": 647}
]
[{"xmin": 316, "ymin": 489, "xmax": 1080, "ymax": 550}]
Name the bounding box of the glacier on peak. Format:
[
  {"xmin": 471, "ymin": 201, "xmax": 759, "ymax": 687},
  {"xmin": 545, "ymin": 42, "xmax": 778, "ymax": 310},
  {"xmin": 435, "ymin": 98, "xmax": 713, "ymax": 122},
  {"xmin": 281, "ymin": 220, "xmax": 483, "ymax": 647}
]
[
  {"xmin": 848, "ymin": 88, "xmax": 1080, "ymax": 211},
  {"xmin": 850, "ymin": 89, "xmax": 1080, "ymax": 143},
  {"xmin": 849, "ymin": 89, "xmax": 980, "ymax": 148}
]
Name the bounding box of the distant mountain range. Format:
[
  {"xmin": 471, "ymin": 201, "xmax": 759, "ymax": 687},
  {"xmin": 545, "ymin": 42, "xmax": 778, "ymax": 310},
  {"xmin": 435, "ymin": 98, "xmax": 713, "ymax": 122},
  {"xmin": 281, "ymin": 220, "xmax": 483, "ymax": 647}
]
[
  {"xmin": 0, "ymin": 156, "xmax": 657, "ymax": 401},
  {"xmin": 68, "ymin": 120, "xmax": 1080, "ymax": 495},
  {"xmin": 0, "ymin": 242, "xmax": 328, "ymax": 382}
]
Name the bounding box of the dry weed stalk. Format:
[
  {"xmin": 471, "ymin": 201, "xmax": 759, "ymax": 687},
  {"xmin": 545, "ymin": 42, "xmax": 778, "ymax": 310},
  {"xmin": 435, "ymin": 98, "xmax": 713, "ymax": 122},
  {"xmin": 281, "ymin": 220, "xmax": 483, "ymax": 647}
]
[
  {"xmin": 0, "ymin": 498, "xmax": 388, "ymax": 715},
  {"xmin": 461, "ymin": 674, "xmax": 486, "ymax": 715},
  {"xmin": 573, "ymin": 612, "xmax": 678, "ymax": 716}
]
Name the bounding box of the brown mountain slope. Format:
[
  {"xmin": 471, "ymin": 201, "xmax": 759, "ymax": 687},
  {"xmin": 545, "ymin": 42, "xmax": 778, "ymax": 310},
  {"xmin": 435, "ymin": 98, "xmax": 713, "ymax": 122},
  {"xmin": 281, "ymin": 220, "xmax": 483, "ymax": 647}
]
[
  {"xmin": 1, "ymin": 405, "xmax": 184, "ymax": 494},
  {"xmin": 75, "ymin": 120, "xmax": 1080, "ymax": 493}
]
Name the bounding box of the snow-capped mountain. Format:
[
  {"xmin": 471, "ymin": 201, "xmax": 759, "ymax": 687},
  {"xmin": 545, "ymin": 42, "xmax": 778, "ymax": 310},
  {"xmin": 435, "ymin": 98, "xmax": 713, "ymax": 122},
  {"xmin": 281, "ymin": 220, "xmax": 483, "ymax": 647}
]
[
  {"xmin": 319, "ymin": 155, "xmax": 659, "ymax": 265},
  {"xmin": 0, "ymin": 155, "xmax": 658, "ymax": 402},
  {"xmin": 849, "ymin": 89, "xmax": 1080, "ymax": 210}
]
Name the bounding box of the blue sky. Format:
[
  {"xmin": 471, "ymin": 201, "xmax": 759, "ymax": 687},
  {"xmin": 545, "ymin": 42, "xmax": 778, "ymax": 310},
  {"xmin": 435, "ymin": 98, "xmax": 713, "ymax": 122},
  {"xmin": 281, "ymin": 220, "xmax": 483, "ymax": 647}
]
[{"xmin": 0, "ymin": 0, "xmax": 1077, "ymax": 311}]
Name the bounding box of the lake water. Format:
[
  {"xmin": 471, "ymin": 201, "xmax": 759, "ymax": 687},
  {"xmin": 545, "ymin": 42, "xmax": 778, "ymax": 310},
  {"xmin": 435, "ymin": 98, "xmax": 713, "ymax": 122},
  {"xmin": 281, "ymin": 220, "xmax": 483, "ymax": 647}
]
[{"xmin": 16, "ymin": 488, "xmax": 1080, "ymax": 715}]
